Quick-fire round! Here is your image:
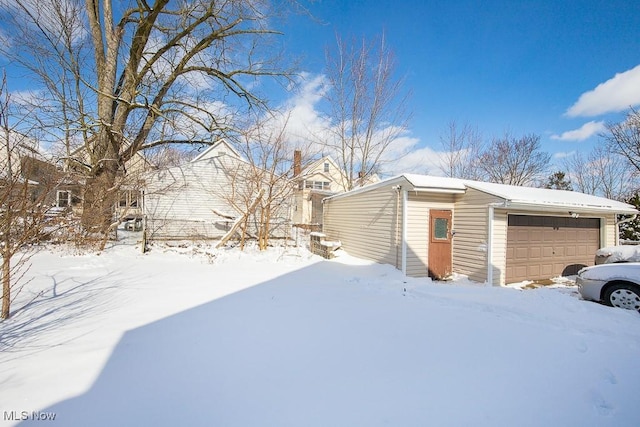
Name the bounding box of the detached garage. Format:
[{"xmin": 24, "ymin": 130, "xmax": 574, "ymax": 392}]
[{"xmin": 322, "ymin": 174, "xmax": 637, "ymax": 286}]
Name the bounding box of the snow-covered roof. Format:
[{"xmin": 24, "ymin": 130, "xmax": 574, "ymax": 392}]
[
  {"xmin": 464, "ymin": 180, "xmax": 637, "ymax": 214},
  {"xmin": 403, "ymin": 174, "xmax": 467, "ymax": 191},
  {"xmin": 325, "ymin": 173, "xmax": 638, "ymax": 214}
]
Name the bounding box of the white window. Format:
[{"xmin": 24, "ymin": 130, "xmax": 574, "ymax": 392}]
[
  {"xmin": 56, "ymin": 190, "xmax": 71, "ymax": 208},
  {"xmin": 118, "ymin": 190, "xmax": 141, "ymax": 208},
  {"xmin": 304, "ymin": 181, "xmax": 330, "ymax": 190},
  {"xmin": 324, "ymin": 162, "xmax": 330, "ymax": 173}
]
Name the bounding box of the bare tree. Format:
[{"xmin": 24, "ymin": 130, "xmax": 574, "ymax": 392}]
[
  {"xmin": 563, "ymin": 146, "xmax": 638, "ymax": 200},
  {"xmin": 606, "ymin": 108, "xmax": 640, "ymax": 173},
  {"xmin": 220, "ymin": 113, "xmax": 299, "ymax": 249},
  {"xmin": 438, "ymin": 121, "xmax": 484, "ymax": 179},
  {"xmin": 562, "ymin": 152, "xmax": 601, "ymax": 196},
  {"xmin": 0, "ymin": 73, "xmax": 61, "ymax": 319},
  {"xmin": 477, "ymin": 133, "xmax": 550, "ymax": 186},
  {"xmin": 322, "ymin": 32, "xmax": 411, "ymax": 190},
  {"xmin": 0, "ymin": 0, "xmax": 292, "ymax": 235}
]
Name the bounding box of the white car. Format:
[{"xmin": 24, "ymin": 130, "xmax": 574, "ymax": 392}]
[{"xmin": 577, "ymin": 263, "xmax": 640, "ymax": 312}]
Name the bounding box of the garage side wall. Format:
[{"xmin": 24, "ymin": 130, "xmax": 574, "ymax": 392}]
[
  {"xmin": 604, "ymin": 215, "xmax": 617, "ymax": 247},
  {"xmin": 405, "ymin": 192, "xmax": 456, "ymax": 277},
  {"xmin": 453, "ymin": 188, "xmax": 504, "ymax": 284},
  {"xmin": 323, "ymin": 182, "xmax": 403, "ymax": 269}
]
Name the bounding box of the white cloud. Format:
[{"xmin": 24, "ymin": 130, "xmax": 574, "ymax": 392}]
[
  {"xmin": 550, "ymin": 121, "xmax": 606, "ymax": 141},
  {"xmin": 0, "ymin": 0, "xmax": 87, "ymax": 46},
  {"xmin": 566, "ymin": 64, "xmax": 640, "ymax": 117},
  {"xmin": 552, "ymin": 151, "xmax": 576, "ymax": 159},
  {"xmin": 381, "ymin": 144, "xmax": 444, "ymax": 177}
]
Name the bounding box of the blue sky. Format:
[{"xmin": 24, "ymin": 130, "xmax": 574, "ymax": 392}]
[
  {"xmin": 2, "ymin": 0, "xmax": 639, "ymax": 176},
  {"xmin": 278, "ymin": 0, "xmax": 640, "ymax": 171}
]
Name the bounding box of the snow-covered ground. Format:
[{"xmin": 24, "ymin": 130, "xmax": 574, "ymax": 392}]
[
  {"xmin": 1, "ymin": 236, "xmax": 639, "ymax": 427},
  {"xmin": 596, "ymin": 245, "xmax": 640, "ymax": 263}
]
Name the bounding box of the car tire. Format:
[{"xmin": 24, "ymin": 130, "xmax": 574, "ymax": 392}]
[{"xmin": 603, "ymin": 282, "xmax": 640, "ymax": 312}]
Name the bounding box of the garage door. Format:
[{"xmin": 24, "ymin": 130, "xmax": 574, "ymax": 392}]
[{"xmin": 505, "ymin": 215, "xmax": 600, "ymax": 283}]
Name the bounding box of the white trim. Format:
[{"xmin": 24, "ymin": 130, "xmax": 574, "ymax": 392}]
[
  {"xmin": 401, "ymin": 189, "xmax": 408, "ymax": 276},
  {"xmin": 56, "ymin": 190, "xmax": 71, "ymax": 208}
]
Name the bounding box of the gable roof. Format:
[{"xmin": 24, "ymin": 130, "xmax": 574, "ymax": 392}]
[
  {"xmin": 296, "ymin": 155, "xmax": 345, "ymax": 179},
  {"xmin": 191, "ymin": 139, "xmax": 242, "ymax": 163},
  {"xmin": 326, "ymin": 173, "xmax": 638, "ymax": 214}
]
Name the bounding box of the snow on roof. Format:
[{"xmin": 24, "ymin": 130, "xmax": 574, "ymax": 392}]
[
  {"xmin": 403, "ymin": 174, "xmax": 467, "ymax": 191},
  {"xmin": 464, "ymin": 180, "xmax": 637, "ymax": 213},
  {"xmin": 325, "ymin": 173, "xmax": 637, "ymax": 214}
]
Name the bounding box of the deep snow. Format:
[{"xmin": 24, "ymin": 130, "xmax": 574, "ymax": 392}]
[
  {"xmin": 596, "ymin": 245, "xmax": 640, "ymax": 263},
  {"xmin": 1, "ymin": 236, "xmax": 639, "ymax": 427}
]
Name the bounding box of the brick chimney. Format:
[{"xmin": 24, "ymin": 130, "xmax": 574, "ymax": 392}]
[{"xmin": 293, "ymin": 150, "xmax": 301, "ymax": 176}]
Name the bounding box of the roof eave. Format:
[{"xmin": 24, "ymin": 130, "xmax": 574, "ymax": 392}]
[{"xmin": 500, "ymin": 201, "xmax": 638, "ymax": 215}]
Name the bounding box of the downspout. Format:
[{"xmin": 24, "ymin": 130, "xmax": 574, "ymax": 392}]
[
  {"xmin": 487, "ymin": 204, "xmax": 494, "ymax": 287},
  {"xmin": 402, "ymin": 189, "xmax": 408, "ymax": 276},
  {"xmin": 615, "ymin": 214, "xmax": 637, "ymax": 245}
]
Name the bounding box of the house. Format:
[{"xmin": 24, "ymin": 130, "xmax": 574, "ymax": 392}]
[
  {"xmin": 61, "ymin": 143, "xmax": 156, "ymax": 220},
  {"xmin": 0, "ymin": 129, "xmax": 66, "ymax": 208},
  {"xmin": 322, "ymin": 174, "xmax": 638, "ymax": 286},
  {"xmin": 144, "ymin": 139, "xmax": 292, "ymax": 240},
  {"xmin": 291, "ymin": 152, "xmax": 378, "ymax": 226}
]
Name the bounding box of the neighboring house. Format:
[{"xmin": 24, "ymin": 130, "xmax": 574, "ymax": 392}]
[
  {"xmin": 62, "ymin": 143, "xmax": 155, "ymax": 220},
  {"xmin": 322, "ymin": 174, "xmax": 638, "ymax": 286},
  {"xmin": 144, "ymin": 139, "xmax": 291, "ymax": 240},
  {"xmin": 292, "ymin": 154, "xmax": 348, "ymax": 226},
  {"xmin": 291, "ymin": 152, "xmax": 378, "ymax": 226},
  {"xmin": 0, "ymin": 129, "xmax": 66, "ymax": 208}
]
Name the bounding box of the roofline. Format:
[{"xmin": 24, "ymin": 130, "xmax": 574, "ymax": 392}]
[
  {"xmin": 498, "ymin": 201, "xmax": 638, "ymax": 215},
  {"xmin": 323, "ymin": 175, "xmax": 409, "ymax": 202},
  {"xmin": 325, "ymin": 173, "xmax": 638, "ymax": 214},
  {"xmin": 191, "ymin": 139, "xmax": 242, "ymax": 163}
]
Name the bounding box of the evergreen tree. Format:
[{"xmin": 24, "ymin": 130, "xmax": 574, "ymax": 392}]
[
  {"xmin": 544, "ymin": 171, "xmax": 572, "ymax": 191},
  {"xmin": 619, "ymin": 193, "xmax": 640, "ymax": 242}
]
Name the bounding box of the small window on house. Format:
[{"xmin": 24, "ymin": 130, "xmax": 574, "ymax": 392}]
[
  {"xmin": 57, "ymin": 190, "xmax": 71, "ymax": 208},
  {"xmin": 130, "ymin": 190, "xmax": 141, "ymax": 207},
  {"xmin": 304, "ymin": 180, "xmax": 330, "ymax": 190},
  {"xmin": 324, "ymin": 162, "xmax": 330, "ymax": 173},
  {"xmin": 118, "ymin": 190, "xmax": 141, "ymax": 208},
  {"xmin": 433, "ymin": 218, "xmax": 449, "ymax": 240}
]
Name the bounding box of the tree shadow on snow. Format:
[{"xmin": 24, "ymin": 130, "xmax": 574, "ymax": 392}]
[
  {"xmin": 17, "ymin": 261, "xmax": 420, "ymax": 427},
  {"xmin": 0, "ymin": 271, "xmax": 132, "ymax": 357}
]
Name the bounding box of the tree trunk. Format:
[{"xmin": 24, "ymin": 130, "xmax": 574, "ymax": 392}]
[
  {"xmin": 81, "ymin": 164, "xmax": 119, "ymax": 234},
  {"xmin": 2, "ymin": 254, "xmax": 10, "ymax": 319}
]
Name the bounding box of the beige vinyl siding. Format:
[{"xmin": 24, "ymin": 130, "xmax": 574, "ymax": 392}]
[
  {"xmin": 405, "ymin": 192, "xmax": 456, "ymax": 277},
  {"xmin": 453, "ymin": 188, "xmax": 504, "ymax": 284},
  {"xmin": 603, "ymin": 214, "xmax": 617, "ymax": 247},
  {"xmin": 323, "ymin": 182, "xmax": 404, "ymax": 268}
]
